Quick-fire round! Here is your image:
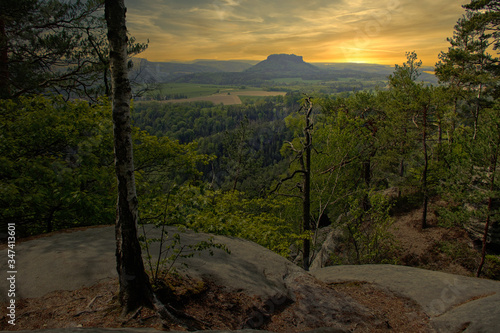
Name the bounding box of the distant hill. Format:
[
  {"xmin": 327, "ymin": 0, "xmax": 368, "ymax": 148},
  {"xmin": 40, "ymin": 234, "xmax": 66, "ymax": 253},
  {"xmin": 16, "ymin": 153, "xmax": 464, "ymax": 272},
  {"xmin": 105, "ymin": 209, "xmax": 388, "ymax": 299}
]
[
  {"xmin": 313, "ymin": 62, "xmax": 438, "ymax": 84},
  {"xmin": 130, "ymin": 58, "xmax": 256, "ymax": 83},
  {"xmin": 193, "ymin": 60, "xmax": 256, "ymax": 72},
  {"xmin": 314, "ymin": 62, "xmax": 395, "ymax": 75},
  {"xmin": 131, "ymin": 55, "xmax": 437, "ymax": 85},
  {"xmin": 245, "ymin": 54, "xmax": 322, "ymax": 76}
]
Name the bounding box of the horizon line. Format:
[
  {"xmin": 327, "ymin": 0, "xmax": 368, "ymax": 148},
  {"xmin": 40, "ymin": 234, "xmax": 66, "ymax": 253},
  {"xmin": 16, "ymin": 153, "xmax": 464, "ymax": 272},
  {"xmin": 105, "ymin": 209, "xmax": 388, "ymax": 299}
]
[{"xmin": 133, "ymin": 56, "xmax": 436, "ymax": 68}]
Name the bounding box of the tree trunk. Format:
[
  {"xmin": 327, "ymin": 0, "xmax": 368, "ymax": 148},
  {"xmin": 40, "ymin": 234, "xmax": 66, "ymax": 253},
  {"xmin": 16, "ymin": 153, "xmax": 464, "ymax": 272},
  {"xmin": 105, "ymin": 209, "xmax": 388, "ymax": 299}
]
[
  {"xmin": 105, "ymin": 0, "xmax": 154, "ymax": 314},
  {"xmin": 398, "ymin": 127, "xmax": 407, "ymax": 198},
  {"xmin": 302, "ymin": 98, "xmax": 313, "ymax": 271},
  {"xmin": 472, "ymin": 83, "xmax": 483, "ymax": 141},
  {"xmin": 45, "ymin": 207, "xmax": 58, "ymax": 233},
  {"xmin": 0, "ymin": 17, "xmax": 9, "ymax": 99},
  {"xmin": 477, "ymin": 132, "xmax": 500, "ymax": 277},
  {"xmin": 362, "ymin": 152, "xmax": 376, "ymax": 212},
  {"xmin": 422, "ymin": 106, "xmax": 429, "ymax": 229}
]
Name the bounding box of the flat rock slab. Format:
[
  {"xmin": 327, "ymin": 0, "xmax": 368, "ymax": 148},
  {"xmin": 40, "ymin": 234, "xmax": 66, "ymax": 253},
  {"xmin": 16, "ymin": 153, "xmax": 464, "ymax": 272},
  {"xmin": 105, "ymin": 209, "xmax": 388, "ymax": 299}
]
[
  {"xmin": 2, "ymin": 226, "xmax": 500, "ymax": 333},
  {"xmin": 1, "ymin": 226, "xmax": 118, "ymax": 301},
  {"xmin": 140, "ymin": 224, "xmax": 303, "ymax": 300},
  {"xmin": 0, "ymin": 225, "xmax": 302, "ymax": 302},
  {"xmin": 312, "ymin": 265, "xmax": 500, "ymax": 333}
]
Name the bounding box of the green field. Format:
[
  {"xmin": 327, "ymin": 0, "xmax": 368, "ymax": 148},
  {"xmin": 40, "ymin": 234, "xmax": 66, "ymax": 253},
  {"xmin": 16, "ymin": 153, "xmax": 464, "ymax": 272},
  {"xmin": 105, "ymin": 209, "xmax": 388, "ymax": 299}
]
[
  {"xmin": 136, "ymin": 79, "xmax": 389, "ymax": 102},
  {"xmin": 271, "ymin": 77, "xmax": 323, "ymax": 84},
  {"xmin": 141, "ymin": 83, "xmax": 266, "ymax": 99}
]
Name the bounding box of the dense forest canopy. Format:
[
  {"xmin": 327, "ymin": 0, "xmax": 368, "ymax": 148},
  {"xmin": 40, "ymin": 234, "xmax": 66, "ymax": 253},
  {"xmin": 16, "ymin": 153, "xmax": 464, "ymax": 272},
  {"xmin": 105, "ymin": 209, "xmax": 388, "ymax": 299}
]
[{"xmin": 0, "ymin": 0, "xmax": 499, "ymax": 278}]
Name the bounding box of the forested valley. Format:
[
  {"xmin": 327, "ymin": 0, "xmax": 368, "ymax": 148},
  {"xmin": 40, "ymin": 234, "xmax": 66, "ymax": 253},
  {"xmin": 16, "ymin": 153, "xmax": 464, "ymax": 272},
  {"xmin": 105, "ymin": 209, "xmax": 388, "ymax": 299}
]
[{"xmin": 1, "ymin": 0, "xmax": 499, "ymax": 282}]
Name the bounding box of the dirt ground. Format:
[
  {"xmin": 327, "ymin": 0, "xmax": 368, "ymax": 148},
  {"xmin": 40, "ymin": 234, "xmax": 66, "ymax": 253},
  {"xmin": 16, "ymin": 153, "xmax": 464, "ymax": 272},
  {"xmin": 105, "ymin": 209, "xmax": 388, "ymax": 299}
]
[
  {"xmin": 390, "ymin": 206, "xmax": 479, "ymax": 277},
  {"xmin": 0, "ymin": 275, "xmax": 432, "ymax": 332}
]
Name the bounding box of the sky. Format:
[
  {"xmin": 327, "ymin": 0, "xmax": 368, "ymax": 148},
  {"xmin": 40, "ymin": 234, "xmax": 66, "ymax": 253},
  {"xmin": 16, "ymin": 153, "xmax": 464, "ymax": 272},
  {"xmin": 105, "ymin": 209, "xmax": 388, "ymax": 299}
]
[{"xmin": 125, "ymin": 0, "xmax": 469, "ymax": 66}]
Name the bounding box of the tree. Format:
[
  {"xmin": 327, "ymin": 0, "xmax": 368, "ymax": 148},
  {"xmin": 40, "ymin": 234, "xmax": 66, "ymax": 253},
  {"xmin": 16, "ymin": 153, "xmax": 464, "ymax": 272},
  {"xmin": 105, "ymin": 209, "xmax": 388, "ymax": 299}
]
[
  {"xmin": 434, "ymin": 0, "xmax": 500, "ymax": 276},
  {"xmin": 0, "ymin": 0, "xmax": 147, "ymax": 100},
  {"xmin": 435, "ymin": 2, "xmax": 499, "ymax": 141},
  {"xmin": 273, "ymin": 96, "xmax": 314, "ymax": 270},
  {"xmin": 463, "ymin": 0, "xmax": 500, "ymax": 52},
  {"xmin": 301, "ymin": 97, "xmax": 313, "ymax": 271},
  {"xmin": 105, "ymin": 4, "xmax": 194, "ymax": 327},
  {"xmin": 316, "ymin": 92, "xmax": 398, "ymax": 265},
  {"xmin": 0, "ymin": 96, "xmax": 115, "ymax": 235},
  {"xmin": 222, "ymin": 116, "xmax": 254, "ymax": 192},
  {"xmin": 320, "ymin": 91, "xmax": 385, "ymax": 211},
  {"xmin": 460, "ymin": 0, "xmax": 500, "ymax": 277},
  {"xmin": 475, "ymin": 101, "xmax": 500, "ymax": 277},
  {"xmin": 386, "ymin": 52, "xmax": 436, "ymax": 228},
  {"xmin": 105, "ymin": 0, "xmax": 153, "ymax": 314}
]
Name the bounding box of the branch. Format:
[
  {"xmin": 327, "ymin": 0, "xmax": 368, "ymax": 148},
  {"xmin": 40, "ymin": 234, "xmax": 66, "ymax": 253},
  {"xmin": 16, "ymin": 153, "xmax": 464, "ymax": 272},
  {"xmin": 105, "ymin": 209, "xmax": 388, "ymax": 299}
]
[
  {"xmin": 269, "ymin": 169, "xmax": 306, "ymax": 194},
  {"xmin": 412, "ymin": 114, "xmax": 419, "ymax": 128},
  {"xmin": 284, "ymin": 140, "xmax": 300, "ymax": 153},
  {"xmin": 321, "ymin": 152, "xmax": 359, "ymax": 174}
]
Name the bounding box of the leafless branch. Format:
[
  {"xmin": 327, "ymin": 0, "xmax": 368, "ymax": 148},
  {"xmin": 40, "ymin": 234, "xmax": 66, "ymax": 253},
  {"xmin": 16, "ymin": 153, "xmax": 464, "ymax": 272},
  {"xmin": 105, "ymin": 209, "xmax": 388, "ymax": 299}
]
[{"xmin": 269, "ymin": 169, "xmax": 307, "ymax": 195}]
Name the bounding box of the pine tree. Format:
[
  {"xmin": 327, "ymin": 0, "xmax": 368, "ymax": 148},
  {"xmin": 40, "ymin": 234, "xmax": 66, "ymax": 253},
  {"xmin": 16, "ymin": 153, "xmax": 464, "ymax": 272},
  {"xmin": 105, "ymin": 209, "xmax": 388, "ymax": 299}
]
[{"xmin": 0, "ymin": 0, "xmax": 146, "ymax": 100}]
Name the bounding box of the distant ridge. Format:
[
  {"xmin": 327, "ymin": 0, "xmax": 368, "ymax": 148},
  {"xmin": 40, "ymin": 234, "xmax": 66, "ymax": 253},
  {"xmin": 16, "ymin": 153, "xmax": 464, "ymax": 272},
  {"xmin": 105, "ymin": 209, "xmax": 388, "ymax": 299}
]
[
  {"xmin": 130, "ymin": 58, "xmax": 256, "ymax": 83},
  {"xmin": 131, "ymin": 54, "xmax": 438, "ymax": 85}
]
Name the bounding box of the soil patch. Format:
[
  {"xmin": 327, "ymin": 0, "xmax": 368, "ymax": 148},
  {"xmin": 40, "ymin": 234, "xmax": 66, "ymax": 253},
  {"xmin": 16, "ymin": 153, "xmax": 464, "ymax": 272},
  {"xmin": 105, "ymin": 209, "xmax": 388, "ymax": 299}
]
[
  {"xmin": 331, "ymin": 282, "xmax": 431, "ymax": 333},
  {"xmin": 390, "ymin": 207, "xmax": 477, "ymax": 276},
  {"xmin": 233, "ymin": 91, "xmax": 287, "ymax": 96},
  {"xmin": 162, "ymin": 93, "xmax": 242, "ymax": 105},
  {"xmin": 1, "ymin": 276, "xmax": 432, "ymax": 332}
]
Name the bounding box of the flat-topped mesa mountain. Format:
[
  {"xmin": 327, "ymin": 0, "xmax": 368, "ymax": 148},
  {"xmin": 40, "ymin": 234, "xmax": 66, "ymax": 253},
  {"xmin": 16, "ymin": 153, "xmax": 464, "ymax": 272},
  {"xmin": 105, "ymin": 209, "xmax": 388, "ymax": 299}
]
[
  {"xmin": 245, "ymin": 53, "xmax": 322, "ymax": 76},
  {"xmin": 131, "ymin": 54, "xmax": 438, "ymax": 85}
]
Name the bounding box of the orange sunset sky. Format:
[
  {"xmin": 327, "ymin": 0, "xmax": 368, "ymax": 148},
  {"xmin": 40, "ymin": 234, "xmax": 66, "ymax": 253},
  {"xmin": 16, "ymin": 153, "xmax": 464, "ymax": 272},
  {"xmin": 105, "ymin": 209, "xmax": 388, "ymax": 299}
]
[{"xmin": 125, "ymin": 0, "xmax": 469, "ymax": 66}]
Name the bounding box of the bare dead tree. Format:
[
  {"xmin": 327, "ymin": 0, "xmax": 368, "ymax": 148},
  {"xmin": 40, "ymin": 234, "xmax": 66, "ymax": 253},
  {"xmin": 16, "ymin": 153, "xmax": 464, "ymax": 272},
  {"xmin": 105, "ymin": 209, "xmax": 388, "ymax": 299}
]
[{"xmin": 272, "ymin": 96, "xmax": 314, "ymax": 270}]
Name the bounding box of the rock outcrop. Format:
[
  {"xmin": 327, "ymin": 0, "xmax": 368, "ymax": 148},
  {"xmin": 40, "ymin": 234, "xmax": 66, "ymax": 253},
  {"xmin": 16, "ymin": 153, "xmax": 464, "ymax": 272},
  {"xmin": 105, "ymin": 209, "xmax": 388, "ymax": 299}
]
[
  {"xmin": 312, "ymin": 265, "xmax": 500, "ymax": 333},
  {"xmin": 2, "ymin": 225, "xmax": 500, "ymax": 332},
  {"xmin": 310, "ymin": 227, "xmax": 345, "ymax": 271},
  {"xmin": 465, "ymin": 214, "xmax": 500, "ymax": 250}
]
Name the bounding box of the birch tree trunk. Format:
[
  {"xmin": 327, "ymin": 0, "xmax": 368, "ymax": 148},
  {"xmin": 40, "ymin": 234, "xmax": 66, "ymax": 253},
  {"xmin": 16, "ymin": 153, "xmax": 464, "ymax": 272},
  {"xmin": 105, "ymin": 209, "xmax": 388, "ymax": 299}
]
[
  {"xmin": 104, "ymin": 0, "xmax": 154, "ymax": 314},
  {"xmin": 302, "ymin": 98, "xmax": 313, "ymax": 271}
]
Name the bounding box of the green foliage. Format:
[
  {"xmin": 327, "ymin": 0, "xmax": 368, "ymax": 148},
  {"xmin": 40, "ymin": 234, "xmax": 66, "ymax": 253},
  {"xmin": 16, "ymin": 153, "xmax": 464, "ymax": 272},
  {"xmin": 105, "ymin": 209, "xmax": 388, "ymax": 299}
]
[
  {"xmin": 220, "ymin": 116, "xmax": 255, "ymax": 192},
  {"xmin": 437, "ymin": 103, "xmax": 500, "ymax": 229},
  {"xmin": 132, "ymin": 97, "xmax": 293, "ymax": 194},
  {"xmin": 139, "ymin": 224, "xmax": 229, "ymax": 284},
  {"xmin": 483, "ymin": 255, "xmax": 500, "ymax": 280},
  {"xmin": 436, "ymin": 240, "xmax": 479, "ymax": 272},
  {"xmin": 3, "ymin": 0, "xmax": 499, "ymax": 275},
  {"xmin": 132, "ymin": 97, "xmax": 289, "ymax": 143},
  {"xmin": 0, "ymin": 95, "xmax": 212, "ymax": 237},
  {"xmin": 134, "ymin": 129, "xmax": 211, "ymax": 199},
  {"xmin": 332, "ymin": 192, "xmax": 398, "ymax": 265},
  {"xmin": 183, "ymin": 189, "xmax": 302, "ymax": 256},
  {"xmin": 1, "ymin": 0, "xmax": 147, "ymax": 99},
  {"xmin": 0, "ymin": 95, "xmax": 115, "ymax": 235}
]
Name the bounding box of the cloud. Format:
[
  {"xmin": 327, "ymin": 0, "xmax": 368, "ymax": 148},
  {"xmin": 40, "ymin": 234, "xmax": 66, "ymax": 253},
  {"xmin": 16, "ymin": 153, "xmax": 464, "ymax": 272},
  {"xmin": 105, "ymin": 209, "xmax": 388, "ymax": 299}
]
[{"xmin": 125, "ymin": 0, "xmax": 468, "ymax": 65}]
